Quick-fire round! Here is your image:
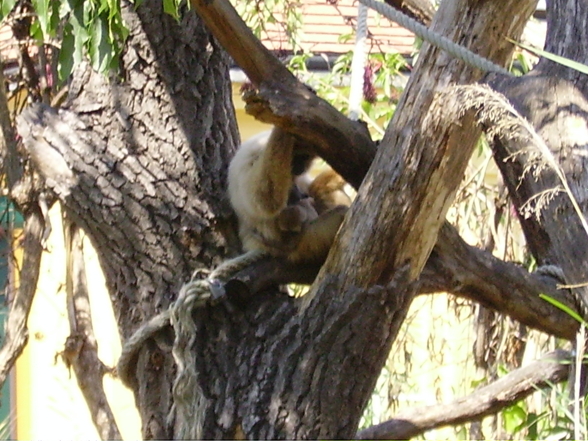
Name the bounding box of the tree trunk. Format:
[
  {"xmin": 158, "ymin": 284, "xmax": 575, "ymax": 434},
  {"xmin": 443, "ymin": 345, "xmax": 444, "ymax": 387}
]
[
  {"xmin": 488, "ymin": 0, "xmax": 588, "ymax": 312},
  {"xmin": 179, "ymin": 0, "xmax": 534, "ymax": 438},
  {"xmin": 17, "ymin": 0, "xmax": 238, "ymax": 437}
]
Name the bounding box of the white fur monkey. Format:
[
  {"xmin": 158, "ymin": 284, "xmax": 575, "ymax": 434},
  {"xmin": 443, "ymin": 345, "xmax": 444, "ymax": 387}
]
[{"xmin": 228, "ymin": 127, "xmax": 351, "ymax": 264}]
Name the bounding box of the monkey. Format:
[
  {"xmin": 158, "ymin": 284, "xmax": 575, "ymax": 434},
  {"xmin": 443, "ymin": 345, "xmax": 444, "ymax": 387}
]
[
  {"xmin": 307, "ymin": 168, "xmax": 352, "ymax": 213},
  {"xmin": 227, "ymin": 127, "xmax": 350, "ymax": 264}
]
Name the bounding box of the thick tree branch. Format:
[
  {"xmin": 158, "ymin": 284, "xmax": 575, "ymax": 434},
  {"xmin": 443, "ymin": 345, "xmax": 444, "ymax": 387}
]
[
  {"xmin": 242, "ymin": 88, "xmax": 374, "ymax": 189},
  {"xmin": 223, "ymin": 221, "xmax": 579, "ymax": 341},
  {"xmin": 425, "ymin": 223, "xmax": 578, "ymax": 340},
  {"xmin": 61, "ymin": 219, "xmax": 122, "ymax": 440},
  {"xmin": 17, "ymin": 3, "xmax": 239, "ymax": 436},
  {"xmin": 356, "ymin": 349, "xmax": 571, "ymax": 440},
  {"xmin": 184, "ymin": 0, "xmax": 578, "ymax": 349},
  {"xmin": 189, "ymin": 0, "xmax": 375, "ymax": 189},
  {"xmin": 0, "ymin": 210, "xmax": 43, "ymax": 384},
  {"xmin": 288, "ymin": 2, "xmax": 535, "ymax": 436}
]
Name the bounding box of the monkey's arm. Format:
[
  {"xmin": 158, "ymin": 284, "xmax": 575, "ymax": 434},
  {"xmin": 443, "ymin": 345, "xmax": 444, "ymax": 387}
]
[
  {"xmin": 288, "ymin": 206, "xmax": 347, "ymax": 263},
  {"xmin": 250, "ymin": 127, "xmax": 296, "ymax": 216},
  {"xmin": 228, "ymin": 128, "xmax": 296, "ymax": 222}
]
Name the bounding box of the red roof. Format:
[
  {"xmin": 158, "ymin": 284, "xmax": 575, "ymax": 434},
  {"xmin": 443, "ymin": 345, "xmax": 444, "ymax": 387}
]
[
  {"xmin": 260, "ymin": 0, "xmax": 415, "ymax": 55},
  {"xmin": 1, "ymin": 0, "xmax": 414, "ymax": 68}
]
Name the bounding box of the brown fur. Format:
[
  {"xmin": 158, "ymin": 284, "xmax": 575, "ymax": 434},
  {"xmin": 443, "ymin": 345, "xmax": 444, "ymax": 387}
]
[{"xmin": 228, "ymin": 127, "xmax": 350, "ymax": 263}]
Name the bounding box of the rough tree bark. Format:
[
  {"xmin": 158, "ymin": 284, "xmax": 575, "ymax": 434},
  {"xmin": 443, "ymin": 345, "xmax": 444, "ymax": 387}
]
[
  {"xmin": 16, "ymin": 1, "xmax": 239, "ymax": 437},
  {"xmin": 487, "ymin": 0, "xmax": 588, "ymax": 313},
  {"xmin": 11, "ymin": 0, "xmax": 588, "ymax": 439},
  {"xmin": 483, "ymin": 0, "xmax": 588, "ymax": 413}
]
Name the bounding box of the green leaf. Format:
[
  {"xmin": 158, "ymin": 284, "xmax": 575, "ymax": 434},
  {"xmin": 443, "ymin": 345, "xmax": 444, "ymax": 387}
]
[
  {"xmin": 48, "ymin": 0, "xmax": 61, "ymax": 36},
  {"xmin": 29, "ymin": 19, "xmax": 43, "ymax": 40},
  {"xmin": 163, "ymin": 0, "xmax": 180, "ymax": 20},
  {"xmin": 58, "ymin": 22, "xmax": 75, "ymax": 81},
  {"xmin": 526, "ymin": 412, "xmax": 539, "ymax": 440},
  {"xmin": 88, "ymin": 15, "xmax": 113, "ymax": 74},
  {"xmin": 30, "ymin": 0, "xmax": 50, "ymax": 37},
  {"xmin": 509, "ymin": 39, "xmax": 588, "ymax": 75},
  {"xmin": 540, "ymin": 293, "xmax": 586, "ymax": 324},
  {"xmin": 0, "ymin": 0, "xmax": 17, "ymax": 20},
  {"xmin": 502, "ymin": 402, "xmax": 527, "ymax": 434}
]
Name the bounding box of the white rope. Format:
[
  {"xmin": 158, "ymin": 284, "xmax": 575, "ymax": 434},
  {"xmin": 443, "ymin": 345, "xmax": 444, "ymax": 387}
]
[
  {"xmin": 357, "ymin": 0, "xmax": 513, "ymax": 76},
  {"xmin": 349, "ymin": 3, "xmax": 369, "ymax": 120}
]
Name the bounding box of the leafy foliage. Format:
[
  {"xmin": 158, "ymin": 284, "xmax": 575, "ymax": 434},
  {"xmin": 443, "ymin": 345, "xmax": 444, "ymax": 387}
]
[
  {"xmin": 1, "ymin": 0, "xmax": 128, "ymax": 82},
  {"xmin": 288, "ymin": 50, "xmax": 406, "ymax": 137},
  {"xmin": 231, "ymin": 0, "xmax": 304, "ymax": 53}
]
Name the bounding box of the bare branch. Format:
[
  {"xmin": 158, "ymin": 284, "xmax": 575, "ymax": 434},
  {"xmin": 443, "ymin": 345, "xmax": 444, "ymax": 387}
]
[
  {"xmin": 0, "ymin": 210, "xmax": 43, "ymax": 384},
  {"xmin": 357, "ymin": 349, "xmax": 571, "ymax": 440},
  {"xmin": 61, "ymin": 217, "xmax": 122, "ymax": 440},
  {"xmin": 425, "ymin": 216, "xmax": 579, "ymax": 340}
]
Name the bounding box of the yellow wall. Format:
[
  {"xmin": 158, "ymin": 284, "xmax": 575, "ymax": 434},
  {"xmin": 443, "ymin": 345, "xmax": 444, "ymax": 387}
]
[{"xmin": 15, "ymin": 204, "xmax": 141, "ymax": 440}]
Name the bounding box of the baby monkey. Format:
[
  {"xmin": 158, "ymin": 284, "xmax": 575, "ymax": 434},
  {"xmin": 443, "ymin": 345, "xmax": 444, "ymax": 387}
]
[{"xmin": 228, "ymin": 127, "xmax": 350, "ymax": 264}]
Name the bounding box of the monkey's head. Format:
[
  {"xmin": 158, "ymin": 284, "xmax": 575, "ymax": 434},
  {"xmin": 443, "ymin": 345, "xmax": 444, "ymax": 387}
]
[
  {"xmin": 291, "ymin": 152, "xmax": 315, "ymax": 176},
  {"xmin": 291, "ymin": 134, "xmax": 319, "ymax": 176}
]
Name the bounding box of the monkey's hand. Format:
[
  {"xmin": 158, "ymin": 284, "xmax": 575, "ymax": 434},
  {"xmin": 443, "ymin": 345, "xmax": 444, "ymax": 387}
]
[{"xmin": 277, "ymin": 199, "xmax": 318, "ymax": 233}]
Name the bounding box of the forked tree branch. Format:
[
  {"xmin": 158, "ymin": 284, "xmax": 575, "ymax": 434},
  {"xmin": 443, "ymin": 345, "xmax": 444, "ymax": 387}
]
[
  {"xmin": 215, "ymin": 83, "xmax": 581, "ymax": 340},
  {"xmin": 356, "ymin": 349, "xmax": 571, "ymax": 439}
]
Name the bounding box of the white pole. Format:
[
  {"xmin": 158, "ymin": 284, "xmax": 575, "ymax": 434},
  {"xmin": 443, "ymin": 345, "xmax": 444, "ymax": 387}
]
[{"xmin": 348, "ymin": 2, "xmax": 368, "ymax": 121}]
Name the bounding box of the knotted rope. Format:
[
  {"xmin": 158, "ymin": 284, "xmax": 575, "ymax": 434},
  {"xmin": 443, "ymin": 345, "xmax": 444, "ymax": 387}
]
[{"xmin": 117, "ymin": 250, "xmax": 267, "ymax": 437}]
